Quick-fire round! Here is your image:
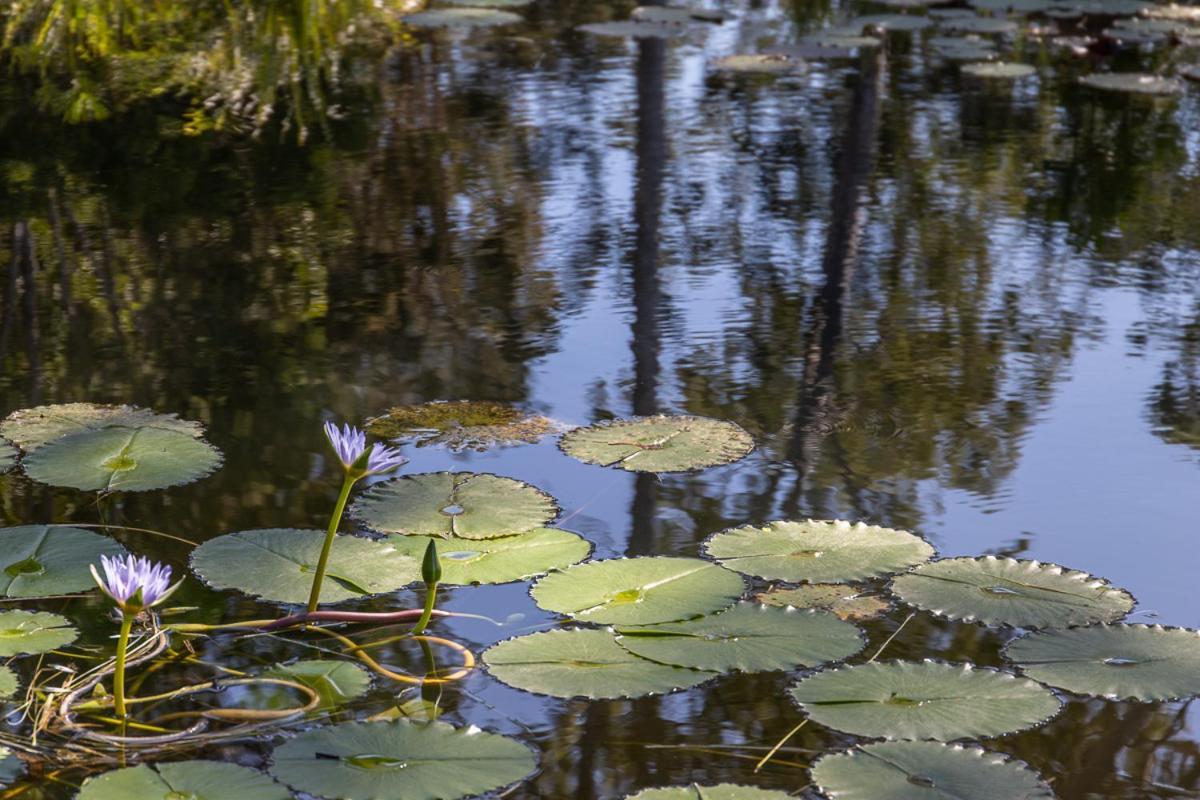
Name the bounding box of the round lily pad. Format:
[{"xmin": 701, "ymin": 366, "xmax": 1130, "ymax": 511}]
[
  {"xmin": 930, "ymin": 36, "xmax": 997, "ymax": 60},
  {"xmin": 788, "ymin": 660, "xmax": 1061, "ymax": 740},
  {"xmin": 531, "ymin": 556, "xmax": 745, "ymax": 625},
  {"xmin": 890, "ymin": 557, "xmax": 1134, "ymax": 628},
  {"xmin": 1003, "ymin": 624, "xmax": 1200, "ymax": 701},
  {"xmin": 0, "ymin": 403, "xmax": 204, "ymax": 452},
  {"xmin": 704, "ymin": 519, "xmax": 934, "ymax": 583},
  {"xmin": 484, "ymin": 628, "xmax": 714, "ymax": 699},
  {"xmin": 711, "ymin": 54, "xmax": 803, "ymax": 74},
  {"xmin": 386, "ymin": 528, "xmax": 590, "ymax": 585},
  {"xmin": 190, "ymin": 529, "xmax": 419, "ymax": 605},
  {"xmin": 0, "ymin": 747, "xmax": 23, "ymax": 785},
  {"xmin": 1079, "ymin": 73, "xmax": 1182, "ymax": 95},
  {"xmin": 352, "ymin": 472, "xmax": 558, "ymax": 540},
  {"xmin": 0, "ymin": 666, "xmax": 18, "ymax": 699},
  {"xmin": 77, "ymin": 761, "xmax": 290, "ymax": 800},
  {"xmin": 0, "ymin": 610, "xmax": 77, "ymax": 656},
  {"xmin": 940, "ymin": 16, "xmax": 1020, "ymax": 33},
  {"xmin": 963, "ymin": 61, "xmax": 1037, "ymax": 78},
  {"xmin": 401, "ymin": 8, "xmax": 523, "ymax": 27},
  {"xmin": 632, "ymin": 6, "xmax": 729, "ymax": 23},
  {"xmin": 560, "ymin": 415, "xmax": 754, "ymax": 473},
  {"xmin": 270, "ymin": 720, "xmax": 537, "ymax": 800},
  {"xmin": 578, "ymin": 20, "xmax": 688, "ymax": 37},
  {"xmin": 0, "ymin": 439, "xmax": 14, "ymax": 473},
  {"xmin": 0, "ymin": 525, "xmax": 125, "ymax": 598},
  {"xmin": 756, "ymin": 584, "xmax": 891, "ymax": 621},
  {"xmin": 811, "ymin": 742, "xmax": 1054, "ymax": 800},
  {"xmin": 626, "ymin": 786, "xmax": 793, "ymax": 799},
  {"xmin": 22, "ymin": 427, "xmax": 222, "ymax": 492},
  {"xmin": 615, "ymin": 603, "xmax": 863, "ymax": 673},
  {"xmin": 854, "ymin": 14, "xmax": 934, "ymax": 30},
  {"xmin": 261, "ymin": 660, "xmax": 371, "ymax": 709}
]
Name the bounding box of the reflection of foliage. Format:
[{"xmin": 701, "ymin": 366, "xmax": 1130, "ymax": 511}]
[{"xmin": 1149, "ymin": 308, "xmax": 1200, "ymax": 450}]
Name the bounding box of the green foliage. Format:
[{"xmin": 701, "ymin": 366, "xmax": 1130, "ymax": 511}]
[
  {"xmin": 22, "ymin": 426, "xmax": 222, "ymax": 492},
  {"xmin": 0, "ymin": 610, "xmax": 77, "ymax": 656},
  {"xmin": 77, "ymin": 761, "xmax": 290, "ymax": 800},
  {"xmin": 0, "ymin": 526, "xmax": 125, "ymax": 598}
]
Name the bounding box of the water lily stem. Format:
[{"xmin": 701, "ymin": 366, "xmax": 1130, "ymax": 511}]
[
  {"xmin": 306, "ymin": 473, "xmax": 357, "ymax": 613},
  {"xmin": 112, "ymin": 614, "xmax": 134, "ymax": 719},
  {"xmin": 412, "ymin": 582, "xmax": 438, "ymax": 635}
]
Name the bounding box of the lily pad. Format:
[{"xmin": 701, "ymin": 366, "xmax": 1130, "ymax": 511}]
[
  {"xmin": 0, "ymin": 747, "xmax": 23, "ymax": 785},
  {"xmin": 578, "ymin": 20, "xmax": 688, "ymax": 38},
  {"xmin": 632, "ymin": 6, "xmax": 730, "ymax": 23},
  {"xmin": 962, "ymin": 61, "xmax": 1037, "ymax": 78},
  {"xmin": 1003, "ymin": 624, "xmax": 1200, "ymax": 701},
  {"xmin": 484, "ymin": 628, "xmax": 714, "ymax": 699},
  {"xmin": 0, "ymin": 439, "xmax": 14, "ymax": 473},
  {"xmin": 261, "ymin": 660, "xmax": 372, "ymax": 709},
  {"xmin": 366, "ymin": 401, "xmax": 557, "ymax": 451},
  {"xmin": 0, "ymin": 610, "xmax": 77, "ymax": 656},
  {"xmin": 940, "ymin": 16, "xmax": 1020, "ymax": 33},
  {"xmin": 352, "ymin": 472, "xmax": 558, "ymax": 540},
  {"xmin": 711, "ymin": 54, "xmax": 804, "ymax": 74},
  {"xmin": 626, "ymin": 786, "xmax": 793, "ymax": 800},
  {"xmin": 0, "ymin": 403, "xmax": 203, "ymax": 452},
  {"xmin": 704, "ymin": 519, "xmax": 934, "ymax": 583},
  {"xmin": 811, "ymin": 742, "xmax": 1054, "ymax": 800},
  {"xmin": 190, "ymin": 529, "xmax": 419, "ymax": 605},
  {"xmin": 269, "ymin": 720, "xmax": 537, "ymax": 800},
  {"xmin": 854, "ymin": 14, "xmax": 934, "ymax": 31},
  {"xmin": 77, "ymin": 761, "xmax": 291, "ymax": 800},
  {"xmin": 1062, "ymin": 0, "xmax": 1149, "ymax": 13},
  {"xmin": 970, "ymin": 0, "xmax": 1055, "ymax": 10},
  {"xmin": 442, "ymin": 0, "xmax": 533, "ymax": 6},
  {"xmin": 615, "ymin": 603, "xmax": 864, "ymax": 673},
  {"xmin": 930, "ymin": 36, "xmax": 998, "ymax": 60},
  {"xmin": 386, "ymin": 528, "xmax": 590, "ymax": 585},
  {"xmin": 401, "ymin": 8, "xmax": 523, "ymax": 27},
  {"xmin": 890, "ymin": 557, "xmax": 1133, "ymax": 628},
  {"xmin": 560, "ymin": 415, "xmax": 754, "ymax": 473},
  {"xmin": 1079, "ymin": 72, "xmax": 1183, "ymax": 94},
  {"xmin": 0, "ymin": 525, "xmax": 125, "ymax": 598},
  {"xmin": 0, "ymin": 667, "xmax": 16, "ymax": 699},
  {"xmin": 1144, "ymin": 3, "xmax": 1200, "ymax": 20},
  {"xmin": 22, "ymin": 427, "xmax": 222, "ymax": 492},
  {"xmin": 756, "ymin": 584, "xmax": 891, "ymax": 621},
  {"xmin": 788, "ymin": 660, "xmax": 1061, "ymax": 740},
  {"xmin": 802, "ymin": 29, "xmax": 884, "ymax": 48},
  {"xmin": 531, "ymin": 556, "xmax": 745, "ymax": 625}
]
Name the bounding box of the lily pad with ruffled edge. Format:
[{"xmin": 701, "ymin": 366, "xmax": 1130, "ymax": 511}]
[
  {"xmin": 0, "ymin": 610, "xmax": 77, "ymax": 656},
  {"xmin": 484, "ymin": 628, "xmax": 714, "ymax": 699},
  {"xmin": 352, "ymin": 472, "xmax": 558, "ymax": 540},
  {"xmin": 625, "ymin": 786, "xmax": 793, "ymax": 800},
  {"xmin": 711, "ymin": 54, "xmax": 805, "ymax": 75},
  {"xmin": 0, "ymin": 403, "xmax": 204, "ymax": 452},
  {"xmin": 270, "ymin": 719, "xmax": 537, "ymax": 800},
  {"xmin": 531, "ymin": 556, "xmax": 745, "ymax": 625},
  {"xmin": 366, "ymin": 401, "xmax": 558, "ymax": 452},
  {"xmin": 811, "ymin": 741, "xmax": 1054, "ymax": 800},
  {"xmin": 1079, "ymin": 72, "xmax": 1183, "ymax": 94},
  {"xmin": 22, "ymin": 427, "xmax": 222, "ymax": 492},
  {"xmin": 260, "ymin": 660, "xmax": 372, "ymax": 710},
  {"xmin": 402, "ymin": 8, "xmax": 523, "ymax": 27},
  {"xmin": 387, "ymin": 528, "xmax": 589, "ymax": 585},
  {"xmin": 704, "ymin": 519, "xmax": 934, "ymax": 583},
  {"xmin": 190, "ymin": 529, "xmax": 419, "ymax": 605},
  {"xmin": 615, "ymin": 603, "xmax": 864, "ymax": 673},
  {"xmin": 1003, "ymin": 624, "xmax": 1200, "ymax": 701},
  {"xmin": 890, "ymin": 557, "xmax": 1134, "ymax": 628},
  {"xmin": 0, "ymin": 439, "xmax": 14, "ymax": 474},
  {"xmin": 0, "ymin": 525, "xmax": 125, "ymax": 598},
  {"xmin": 963, "ymin": 62, "xmax": 1037, "ymax": 78},
  {"xmin": 77, "ymin": 761, "xmax": 291, "ymax": 800},
  {"xmin": 788, "ymin": 660, "xmax": 1061, "ymax": 740},
  {"xmin": 560, "ymin": 415, "xmax": 754, "ymax": 473},
  {"xmin": 756, "ymin": 584, "xmax": 891, "ymax": 621}
]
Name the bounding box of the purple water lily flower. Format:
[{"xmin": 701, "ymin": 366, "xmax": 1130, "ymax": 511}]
[
  {"xmin": 92, "ymin": 554, "xmax": 178, "ymax": 615},
  {"xmin": 324, "ymin": 421, "xmax": 407, "ymax": 476},
  {"xmin": 367, "ymin": 442, "xmax": 408, "ymax": 474}
]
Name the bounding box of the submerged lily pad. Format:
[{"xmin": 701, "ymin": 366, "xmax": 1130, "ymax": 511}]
[
  {"xmin": 270, "ymin": 720, "xmax": 537, "ymax": 800},
  {"xmin": 789, "ymin": 661, "xmax": 1061, "ymax": 740},
  {"xmin": 531, "ymin": 556, "xmax": 745, "ymax": 625},
  {"xmin": 615, "ymin": 603, "xmax": 863, "ymax": 673},
  {"xmin": 0, "ymin": 403, "xmax": 204, "ymax": 452},
  {"xmin": 962, "ymin": 61, "xmax": 1037, "ymax": 78},
  {"xmin": 402, "ymin": 8, "xmax": 523, "ymax": 27},
  {"xmin": 626, "ymin": 786, "xmax": 793, "ymax": 800},
  {"xmin": 711, "ymin": 54, "xmax": 804, "ymax": 74},
  {"xmin": 261, "ymin": 660, "xmax": 371, "ymax": 710},
  {"xmin": 190, "ymin": 529, "xmax": 419, "ymax": 605},
  {"xmin": 756, "ymin": 584, "xmax": 891, "ymax": 621},
  {"xmin": 23, "ymin": 427, "xmax": 222, "ymax": 492},
  {"xmin": 1079, "ymin": 73, "xmax": 1182, "ymax": 94},
  {"xmin": 890, "ymin": 557, "xmax": 1133, "ymax": 628},
  {"xmin": 366, "ymin": 401, "xmax": 556, "ymax": 451},
  {"xmin": 77, "ymin": 761, "xmax": 291, "ymax": 800},
  {"xmin": 352, "ymin": 472, "xmax": 558, "ymax": 540},
  {"xmin": 0, "ymin": 525, "xmax": 125, "ymax": 598},
  {"xmin": 484, "ymin": 628, "xmax": 714, "ymax": 699},
  {"xmin": 811, "ymin": 742, "xmax": 1054, "ymax": 800},
  {"xmin": 0, "ymin": 439, "xmax": 14, "ymax": 473},
  {"xmin": 0, "ymin": 610, "xmax": 77, "ymax": 656},
  {"xmin": 560, "ymin": 415, "xmax": 754, "ymax": 473},
  {"xmin": 1004, "ymin": 624, "xmax": 1200, "ymax": 701},
  {"xmin": 704, "ymin": 519, "xmax": 934, "ymax": 583},
  {"xmin": 387, "ymin": 528, "xmax": 589, "ymax": 585}
]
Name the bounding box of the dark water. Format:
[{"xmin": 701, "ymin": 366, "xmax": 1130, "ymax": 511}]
[{"xmin": 1, "ymin": 0, "xmax": 1200, "ymax": 797}]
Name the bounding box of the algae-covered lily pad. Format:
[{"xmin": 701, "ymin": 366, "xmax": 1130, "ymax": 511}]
[
  {"xmin": 402, "ymin": 8, "xmax": 523, "ymax": 27},
  {"xmin": 615, "ymin": 603, "xmax": 863, "ymax": 673},
  {"xmin": 484, "ymin": 628, "xmax": 714, "ymax": 699},
  {"xmin": 531, "ymin": 556, "xmax": 745, "ymax": 625},
  {"xmin": 811, "ymin": 741, "xmax": 1054, "ymax": 800},
  {"xmin": 1079, "ymin": 73, "xmax": 1182, "ymax": 94},
  {"xmin": 190, "ymin": 529, "xmax": 419, "ymax": 605},
  {"xmin": 625, "ymin": 786, "xmax": 793, "ymax": 799},
  {"xmin": 261, "ymin": 660, "xmax": 371, "ymax": 710},
  {"xmin": 704, "ymin": 519, "xmax": 934, "ymax": 583},
  {"xmin": 387, "ymin": 528, "xmax": 589, "ymax": 585},
  {"xmin": 963, "ymin": 61, "xmax": 1037, "ymax": 78},
  {"xmin": 0, "ymin": 525, "xmax": 125, "ymax": 598},
  {"xmin": 560, "ymin": 415, "xmax": 754, "ymax": 473},
  {"xmin": 270, "ymin": 720, "xmax": 537, "ymax": 800},
  {"xmin": 0, "ymin": 403, "xmax": 204, "ymax": 452},
  {"xmin": 23, "ymin": 427, "xmax": 222, "ymax": 492},
  {"xmin": 890, "ymin": 557, "xmax": 1133, "ymax": 628},
  {"xmin": 77, "ymin": 761, "xmax": 291, "ymax": 800},
  {"xmin": 0, "ymin": 440, "xmax": 14, "ymax": 473},
  {"xmin": 366, "ymin": 401, "xmax": 556, "ymax": 451},
  {"xmin": 0, "ymin": 610, "xmax": 77, "ymax": 656},
  {"xmin": 789, "ymin": 660, "xmax": 1061, "ymax": 740},
  {"xmin": 711, "ymin": 54, "xmax": 804, "ymax": 74},
  {"xmin": 352, "ymin": 472, "xmax": 558, "ymax": 539},
  {"xmin": 1004, "ymin": 624, "xmax": 1200, "ymax": 701},
  {"xmin": 756, "ymin": 584, "xmax": 891, "ymax": 621}
]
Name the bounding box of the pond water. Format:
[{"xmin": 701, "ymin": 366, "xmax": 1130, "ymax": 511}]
[{"xmin": 1, "ymin": 0, "xmax": 1199, "ymax": 797}]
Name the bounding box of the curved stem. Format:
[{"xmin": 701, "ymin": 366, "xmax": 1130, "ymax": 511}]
[
  {"xmin": 306, "ymin": 473, "xmax": 357, "ymax": 613},
  {"xmin": 112, "ymin": 615, "xmax": 133, "ymax": 719},
  {"xmin": 411, "ymin": 582, "xmax": 438, "ymax": 635}
]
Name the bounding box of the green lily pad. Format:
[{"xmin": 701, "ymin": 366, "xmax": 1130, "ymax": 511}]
[
  {"xmin": 962, "ymin": 61, "xmax": 1037, "ymax": 78},
  {"xmin": 0, "ymin": 610, "xmax": 77, "ymax": 656},
  {"xmin": 402, "ymin": 8, "xmax": 523, "ymax": 27},
  {"xmin": 704, "ymin": 519, "xmax": 934, "ymax": 583},
  {"xmin": 261, "ymin": 660, "xmax": 372, "ymax": 710},
  {"xmin": 1062, "ymin": 0, "xmax": 1149, "ymax": 13},
  {"xmin": 711, "ymin": 54, "xmax": 804, "ymax": 74},
  {"xmin": 970, "ymin": 0, "xmax": 1055, "ymax": 10},
  {"xmin": 0, "ymin": 525, "xmax": 125, "ymax": 598},
  {"xmin": 0, "ymin": 439, "xmax": 14, "ymax": 473},
  {"xmin": 0, "ymin": 747, "xmax": 23, "ymax": 785},
  {"xmin": 930, "ymin": 36, "xmax": 997, "ymax": 60},
  {"xmin": 625, "ymin": 786, "xmax": 793, "ymax": 800},
  {"xmin": 269, "ymin": 720, "xmax": 537, "ymax": 800},
  {"xmin": 632, "ymin": 6, "xmax": 730, "ymax": 23},
  {"xmin": 22, "ymin": 427, "xmax": 222, "ymax": 492},
  {"xmin": 1080, "ymin": 73, "xmax": 1182, "ymax": 95},
  {"xmin": 811, "ymin": 742, "xmax": 1054, "ymax": 800},
  {"xmin": 386, "ymin": 528, "xmax": 590, "ymax": 585},
  {"xmin": 940, "ymin": 16, "xmax": 1020, "ymax": 33},
  {"xmin": 788, "ymin": 661, "xmax": 1061, "ymax": 740},
  {"xmin": 190, "ymin": 529, "xmax": 419, "ymax": 605},
  {"xmin": 0, "ymin": 666, "xmax": 18, "ymax": 699},
  {"xmin": 1003, "ymin": 624, "xmax": 1200, "ymax": 701},
  {"xmin": 0, "ymin": 403, "xmax": 204, "ymax": 452},
  {"xmin": 366, "ymin": 402, "xmax": 557, "ymax": 452},
  {"xmin": 615, "ymin": 603, "xmax": 864, "ymax": 673},
  {"xmin": 484, "ymin": 628, "xmax": 714, "ymax": 699},
  {"xmin": 890, "ymin": 557, "xmax": 1134, "ymax": 628},
  {"xmin": 756, "ymin": 584, "xmax": 891, "ymax": 621},
  {"xmin": 854, "ymin": 14, "xmax": 934, "ymax": 31},
  {"xmin": 77, "ymin": 761, "xmax": 291, "ymax": 800},
  {"xmin": 560, "ymin": 415, "xmax": 754, "ymax": 473},
  {"xmin": 352, "ymin": 472, "xmax": 558, "ymax": 540},
  {"xmin": 531, "ymin": 556, "xmax": 745, "ymax": 625}
]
